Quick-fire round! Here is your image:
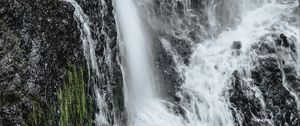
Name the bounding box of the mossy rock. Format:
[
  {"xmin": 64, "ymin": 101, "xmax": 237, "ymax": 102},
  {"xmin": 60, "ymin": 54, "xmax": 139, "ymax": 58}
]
[
  {"xmin": 23, "ymin": 97, "xmax": 56, "ymax": 126},
  {"xmin": 57, "ymin": 65, "xmax": 93, "ymax": 126}
]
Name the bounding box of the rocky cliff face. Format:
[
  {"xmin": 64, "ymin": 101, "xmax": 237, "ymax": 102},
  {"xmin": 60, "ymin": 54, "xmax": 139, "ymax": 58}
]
[
  {"xmin": 74, "ymin": 0, "xmax": 125, "ymax": 124},
  {"xmin": 0, "ymin": 0, "xmax": 82, "ymax": 125},
  {"xmin": 0, "ymin": 0, "xmax": 122, "ymax": 125},
  {"xmin": 229, "ymin": 32, "xmax": 300, "ymax": 126},
  {"xmin": 227, "ymin": 3, "xmax": 300, "ymax": 124}
]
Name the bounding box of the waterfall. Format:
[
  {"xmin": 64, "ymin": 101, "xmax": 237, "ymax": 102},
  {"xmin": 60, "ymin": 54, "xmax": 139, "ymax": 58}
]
[
  {"xmin": 2, "ymin": 0, "xmax": 299, "ymax": 125},
  {"xmin": 179, "ymin": 1, "xmax": 278, "ymax": 125},
  {"xmin": 115, "ymin": 0, "xmax": 185, "ymax": 126},
  {"xmin": 116, "ymin": 0, "xmax": 300, "ymax": 125},
  {"xmin": 69, "ymin": 0, "xmax": 299, "ymax": 125},
  {"xmin": 115, "ymin": 0, "xmax": 154, "ymax": 102},
  {"xmin": 63, "ymin": 0, "xmax": 110, "ymax": 125},
  {"xmin": 180, "ymin": 1, "xmax": 300, "ymax": 125}
]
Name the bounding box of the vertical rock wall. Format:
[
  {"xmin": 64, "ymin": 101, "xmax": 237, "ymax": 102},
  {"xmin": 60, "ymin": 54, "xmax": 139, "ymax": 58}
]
[{"xmin": 0, "ymin": 0, "xmax": 123, "ymax": 125}]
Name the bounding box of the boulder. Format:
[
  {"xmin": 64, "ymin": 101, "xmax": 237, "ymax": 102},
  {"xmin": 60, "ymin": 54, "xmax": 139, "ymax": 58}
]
[{"xmin": 232, "ymin": 41, "xmax": 242, "ymax": 50}]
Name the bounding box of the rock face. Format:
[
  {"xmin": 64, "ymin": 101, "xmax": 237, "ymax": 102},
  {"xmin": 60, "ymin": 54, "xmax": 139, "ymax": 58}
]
[
  {"xmin": 232, "ymin": 41, "xmax": 242, "ymax": 50},
  {"xmin": 75, "ymin": 0, "xmax": 125, "ymax": 124},
  {"xmin": 229, "ymin": 34, "xmax": 300, "ymax": 126},
  {"xmin": 0, "ymin": 0, "xmax": 122, "ymax": 125},
  {"xmin": 0, "ymin": 0, "xmax": 82, "ymax": 125}
]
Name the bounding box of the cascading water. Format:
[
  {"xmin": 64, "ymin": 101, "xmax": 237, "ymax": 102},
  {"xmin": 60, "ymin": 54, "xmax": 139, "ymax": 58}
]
[
  {"xmin": 115, "ymin": 0, "xmax": 154, "ymax": 101},
  {"xmin": 63, "ymin": 0, "xmax": 110, "ymax": 125},
  {"xmin": 116, "ymin": 0, "xmax": 300, "ymax": 125},
  {"xmin": 115, "ymin": 0, "xmax": 184, "ymax": 126},
  {"xmin": 179, "ymin": 1, "xmax": 299, "ymax": 125},
  {"xmin": 68, "ymin": 0, "xmax": 299, "ymax": 125},
  {"xmin": 2, "ymin": 0, "xmax": 299, "ymax": 125}
]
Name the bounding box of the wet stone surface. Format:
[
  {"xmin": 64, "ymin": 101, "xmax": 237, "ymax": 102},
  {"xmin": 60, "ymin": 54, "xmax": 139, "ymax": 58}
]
[
  {"xmin": 229, "ymin": 34, "xmax": 300, "ymax": 126},
  {"xmin": 0, "ymin": 0, "xmax": 121, "ymax": 125}
]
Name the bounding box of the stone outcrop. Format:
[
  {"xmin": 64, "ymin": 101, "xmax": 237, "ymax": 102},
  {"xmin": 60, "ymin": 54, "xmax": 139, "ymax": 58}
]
[{"xmin": 229, "ymin": 33, "xmax": 300, "ymax": 126}]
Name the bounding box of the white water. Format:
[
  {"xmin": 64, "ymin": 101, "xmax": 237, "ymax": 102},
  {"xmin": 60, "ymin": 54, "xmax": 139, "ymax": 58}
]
[
  {"xmin": 179, "ymin": 1, "xmax": 276, "ymax": 126},
  {"xmin": 179, "ymin": 1, "xmax": 300, "ymax": 126},
  {"xmin": 63, "ymin": 0, "xmax": 110, "ymax": 125},
  {"xmin": 67, "ymin": 0, "xmax": 299, "ymax": 125},
  {"xmin": 115, "ymin": 0, "xmax": 185, "ymax": 126},
  {"xmin": 115, "ymin": 0, "xmax": 154, "ymax": 102},
  {"xmin": 117, "ymin": 0, "xmax": 300, "ymax": 126}
]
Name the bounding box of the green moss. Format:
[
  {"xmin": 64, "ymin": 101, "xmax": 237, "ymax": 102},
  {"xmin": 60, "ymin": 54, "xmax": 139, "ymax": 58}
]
[
  {"xmin": 24, "ymin": 97, "xmax": 56, "ymax": 126},
  {"xmin": 58, "ymin": 65, "xmax": 93, "ymax": 126}
]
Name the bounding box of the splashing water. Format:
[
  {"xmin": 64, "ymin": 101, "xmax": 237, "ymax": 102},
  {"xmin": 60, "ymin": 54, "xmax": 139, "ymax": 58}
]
[
  {"xmin": 63, "ymin": 0, "xmax": 110, "ymax": 125},
  {"xmin": 67, "ymin": 0, "xmax": 299, "ymax": 125},
  {"xmin": 179, "ymin": 1, "xmax": 300, "ymax": 126},
  {"xmin": 115, "ymin": 0, "xmax": 185, "ymax": 125},
  {"xmin": 116, "ymin": 0, "xmax": 300, "ymax": 125}
]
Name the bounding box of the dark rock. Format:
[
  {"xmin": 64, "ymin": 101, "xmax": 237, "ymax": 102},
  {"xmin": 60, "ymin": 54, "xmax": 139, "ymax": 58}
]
[
  {"xmin": 0, "ymin": 0, "xmax": 121, "ymax": 125},
  {"xmin": 76, "ymin": 0, "xmax": 125, "ymax": 124},
  {"xmin": 176, "ymin": 1, "xmax": 184, "ymax": 16},
  {"xmin": 280, "ymin": 33, "xmax": 289, "ymax": 47},
  {"xmin": 230, "ymin": 57, "xmax": 300, "ymax": 125},
  {"xmin": 229, "ymin": 33, "xmax": 300, "ymax": 126},
  {"xmin": 152, "ymin": 34, "xmax": 183, "ymax": 102},
  {"xmin": 232, "ymin": 41, "xmax": 242, "ymax": 50},
  {"xmin": 275, "ymin": 33, "xmax": 291, "ymax": 48},
  {"xmin": 251, "ymin": 41, "xmax": 276, "ymax": 55}
]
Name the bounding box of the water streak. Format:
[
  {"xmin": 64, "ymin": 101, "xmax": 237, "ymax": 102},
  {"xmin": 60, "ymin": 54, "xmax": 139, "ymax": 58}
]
[
  {"xmin": 63, "ymin": 0, "xmax": 109, "ymax": 125},
  {"xmin": 115, "ymin": 0, "xmax": 184, "ymax": 125}
]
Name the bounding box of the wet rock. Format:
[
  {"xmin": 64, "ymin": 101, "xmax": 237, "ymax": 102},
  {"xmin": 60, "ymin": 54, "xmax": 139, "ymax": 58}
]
[
  {"xmin": 175, "ymin": 1, "xmax": 184, "ymax": 16},
  {"xmin": 275, "ymin": 33, "xmax": 290, "ymax": 48},
  {"xmin": 166, "ymin": 35, "xmax": 192, "ymax": 65},
  {"xmin": 231, "ymin": 41, "xmax": 242, "ymax": 56},
  {"xmin": 152, "ymin": 35, "xmax": 183, "ymax": 102},
  {"xmin": 280, "ymin": 33, "xmax": 289, "ymax": 47},
  {"xmin": 0, "ymin": 0, "xmax": 119, "ymax": 125},
  {"xmin": 229, "ymin": 33, "xmax": 300, "ymax": 126},
  {"xmin": 141, "ymin": 0, "xmax": 210, "ymax": 43},
  {"xmin": 251, "ymin": 41, "xmax": 276, "ymax": 55},
  {"xmin": 229, "ymin": 71, "xmax": 265, "ymax": 126},
  {"xmin": 76, "ymin": 0, "xmax": 125, "ymax": 124},
  {"xmin": 230, "ymin": 57, "xmax": 300, "ymax": 125},
  {"xmin": 232, "ymin": 41, "xmax": 242, "ymax": 50}
]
